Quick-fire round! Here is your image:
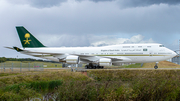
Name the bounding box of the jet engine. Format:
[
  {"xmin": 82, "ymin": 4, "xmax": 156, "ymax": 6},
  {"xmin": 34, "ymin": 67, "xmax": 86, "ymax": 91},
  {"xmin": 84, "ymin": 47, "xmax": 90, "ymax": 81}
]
[
  {"xmin": 66, "ymin": 55, "xmax": 79, "ymax": 64},
  {"xmin": 99, "ymin": 58, "xmax": 112, "ymax": 66}
]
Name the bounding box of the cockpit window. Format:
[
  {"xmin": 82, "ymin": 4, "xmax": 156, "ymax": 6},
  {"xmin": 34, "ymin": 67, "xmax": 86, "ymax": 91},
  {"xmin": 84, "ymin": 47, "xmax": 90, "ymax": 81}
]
[{"xmin": 159, "ymin": 45, "xmax": 164, "ymax": 47}]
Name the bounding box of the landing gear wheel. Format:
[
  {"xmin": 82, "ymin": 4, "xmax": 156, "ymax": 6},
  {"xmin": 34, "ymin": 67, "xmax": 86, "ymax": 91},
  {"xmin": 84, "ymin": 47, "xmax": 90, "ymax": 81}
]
[
  {"xmin": 85, "ymin": 64, "xmax": 104, "ymax": 69},
  {"xmin": 154, "ymin": 62, "xmax": 159, "ymax": 69},
  {"xmin": 154, "ymin": 66, "xmax": 158, "ymax": 69},
  {"xmin": 85, "ymin": 65, "xmax": 88, "ymax": 69}
]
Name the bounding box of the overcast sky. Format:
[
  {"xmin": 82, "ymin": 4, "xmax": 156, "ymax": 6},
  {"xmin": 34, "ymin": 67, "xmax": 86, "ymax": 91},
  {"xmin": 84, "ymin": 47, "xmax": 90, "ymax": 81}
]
[{"xmin": 1, "ymin": 0, "xmax": 180, "ymax": 58}]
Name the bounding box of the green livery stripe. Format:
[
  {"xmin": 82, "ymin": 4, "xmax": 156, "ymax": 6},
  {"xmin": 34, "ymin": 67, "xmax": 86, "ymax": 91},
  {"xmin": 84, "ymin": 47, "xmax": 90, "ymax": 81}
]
[
  {"xmin": 32, "ymin": 55, "xmax": 53, "ymax": 57},
  {"xmin": 33, "ymin": 54, "xmax": 169, "ymax": 58},
  {"xmin": 96, "ymin": 54, "xmax": 169, "ymax": 56},
  {"xmin": 66, "ymin": 59, "xmax": 78, "ymax": 61}
]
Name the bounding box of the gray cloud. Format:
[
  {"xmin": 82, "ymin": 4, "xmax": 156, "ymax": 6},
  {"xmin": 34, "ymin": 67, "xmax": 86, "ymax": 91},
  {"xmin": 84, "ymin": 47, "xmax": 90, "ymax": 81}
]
[
  {"xmin": 30, "ymin": 0, "xmax": 67, "ymax": 8},
  {"xmin": 91, "ymin": 0, "xmax": 114, "ymax": 2},
  {"xmin": 76, "ymin": 0, "xmax": 115, "ymax": 2},
  {"xmin": 7, "ymin": 0, "xmax": 67, "ymax": 8},
  {"xmin": 78, "ymin": 0, "xmax": 180, "ymax": 7},
  {"xmin": 40, "ymin": 34, "xmax": 90, "ymax": 47},
  {"xmin": 1, "ymin": 0, "xmax": 180, "ymax": 58},
  {"xmin": 90, "ymin": 34, "xmax": 154, "ymax": 47},
  {"xmin": 117, "ymin": 0, "xmax": 180, "ymax": 8},
  {"xmin": 7, "ymin": 0, "xmax": 180, "ymax": 8}
]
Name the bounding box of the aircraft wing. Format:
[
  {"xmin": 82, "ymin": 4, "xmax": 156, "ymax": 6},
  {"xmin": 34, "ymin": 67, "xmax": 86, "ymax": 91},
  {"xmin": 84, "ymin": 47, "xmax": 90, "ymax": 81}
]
[
  {"xmin": 78, "ymin": 55, "xmax": 131, "ymax": 63},
  {"xmin": 5, "ymin": 46, "xmax": 131, "ymax": 63},
  {"xmin": 5, "ymin": 47, "xmax": 97, "ymax": 62},
  {"xmin": 101, "ymin": 56, "xmax": 131, "ymax": 63},
  {"xmin": 26, "ymin": 51, "xmax": 100, "ymax": 63}
]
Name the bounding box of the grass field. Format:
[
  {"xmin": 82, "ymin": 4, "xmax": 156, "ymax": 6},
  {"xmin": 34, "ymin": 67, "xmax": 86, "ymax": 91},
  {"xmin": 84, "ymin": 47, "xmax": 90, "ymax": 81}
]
[
  {"xmin": 2, "ymin": 60, "xmax": 180, "ymax": 69},
  {"xmin": 120, "ymin": 61, "xmax": 180, "ymax": 68},
  {"xmin": 1, "ymin": 69, "xmax": 180, "ymax": 100},
  {"xmin": 142, "ymin": 61, "xmax": 180, "ymax": 68},
  {"xmin": 2, "ymin": 61, "xmax": 62, "ymax": 68}
]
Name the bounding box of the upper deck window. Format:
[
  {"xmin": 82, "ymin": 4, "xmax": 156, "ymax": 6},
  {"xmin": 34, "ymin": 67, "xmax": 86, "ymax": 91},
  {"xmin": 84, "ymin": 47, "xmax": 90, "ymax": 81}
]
[
  {"xmin": 123, "ymin": 46, "xmax": 130, "ymax": 48},
  {"xmin": 159, "ymin": 45, "xmax": 164, "ymax": 47}
]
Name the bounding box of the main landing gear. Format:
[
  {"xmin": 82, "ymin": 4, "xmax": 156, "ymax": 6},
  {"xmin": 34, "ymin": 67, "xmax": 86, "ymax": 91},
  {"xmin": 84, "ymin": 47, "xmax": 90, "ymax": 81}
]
[
  {"xmin": 85, "ymin": 63, "xmax": 104, "ymax": 69},
  {"xmin": 154, "ymin": 62, "xmax": 158, "ymax": 69}
]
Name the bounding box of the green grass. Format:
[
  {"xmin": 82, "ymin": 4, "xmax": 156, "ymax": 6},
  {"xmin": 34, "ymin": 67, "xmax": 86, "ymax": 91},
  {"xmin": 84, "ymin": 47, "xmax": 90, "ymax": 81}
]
[
  {"xmin": 0, "ymin": 80, "xmax": 63, "ymax": 101},
  {"xmin": 0, "ymin": 70, "xmax": 90, "ymax": 100},
  {"xmin": 87, "ymin": 70, "xmax": 180, "ymax": 100},
  {"xmin": 0, "ymin": 73, "xmax": 19, "ymax": 77},
  {"xmin": 1, "ymin": 61, "xmax": 62, "ymax": 68},
  {"xmin": 122, "ymin": 63, "xmax": 142, "ymax": 68},
  {"xmin": 1, "ymin": 69, "xmax": 180, "ymax": 100},
  {"xmin": 142, "ymin": 61, "xmax": 180, "ymax": 68}
]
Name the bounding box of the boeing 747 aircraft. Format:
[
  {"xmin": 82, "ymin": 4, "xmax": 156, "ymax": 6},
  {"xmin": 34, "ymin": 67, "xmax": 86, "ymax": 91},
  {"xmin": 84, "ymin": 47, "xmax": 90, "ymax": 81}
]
[{"xmin": 6, "ymin": 26, "xmax": 177, "ymax": 69}]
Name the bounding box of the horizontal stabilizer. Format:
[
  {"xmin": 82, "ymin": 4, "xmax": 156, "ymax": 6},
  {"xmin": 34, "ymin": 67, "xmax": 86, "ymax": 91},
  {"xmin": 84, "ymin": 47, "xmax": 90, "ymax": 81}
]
[
  {"xmin": 4, "ymin": 47, "xmax": 14, "ymax": 50},
  {"xmin": 5, "ymin": 46, "xmax": 24, "ymax": 52},
  {"xmin": 13, "ymin": 47, "xmax": 24, "ymax": 52}
]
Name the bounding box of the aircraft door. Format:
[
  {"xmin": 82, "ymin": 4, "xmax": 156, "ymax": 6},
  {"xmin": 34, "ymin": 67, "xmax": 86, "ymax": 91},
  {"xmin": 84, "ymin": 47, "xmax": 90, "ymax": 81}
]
[
  {"xmin": 143, "ymin": 48, "xmax": 151, "ymax": 56},
  {"xmin": 149, "ymin": 50, "xmax": 153, "ymax": 56}
]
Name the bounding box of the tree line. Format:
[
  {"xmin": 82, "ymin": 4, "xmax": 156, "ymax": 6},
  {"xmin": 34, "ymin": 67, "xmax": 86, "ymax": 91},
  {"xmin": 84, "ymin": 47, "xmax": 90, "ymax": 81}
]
[{"xmin": 0, "ymin": 57, "xmax": 44, "ymax": 63}]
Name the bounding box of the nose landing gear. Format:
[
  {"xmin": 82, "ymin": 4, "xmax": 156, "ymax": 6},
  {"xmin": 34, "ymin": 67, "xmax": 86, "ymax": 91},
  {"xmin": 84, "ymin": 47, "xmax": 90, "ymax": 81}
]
[{"xmin": 154, "ymin": 62, "xmax": 158, "ymax": 69}]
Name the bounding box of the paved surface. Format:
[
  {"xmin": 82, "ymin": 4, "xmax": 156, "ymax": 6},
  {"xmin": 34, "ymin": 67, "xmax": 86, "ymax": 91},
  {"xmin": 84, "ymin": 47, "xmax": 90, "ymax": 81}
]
[
  {"xmin": 44, "ymin": 67, "xmax": 180, "ymax": 71},
  {"xmin": 2, "ymin": 67, "xmax": 180, "ymax": 71}
]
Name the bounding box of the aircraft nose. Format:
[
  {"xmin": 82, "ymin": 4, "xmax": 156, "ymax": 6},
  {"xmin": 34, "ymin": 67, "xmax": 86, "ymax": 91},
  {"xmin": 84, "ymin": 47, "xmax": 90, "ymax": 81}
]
[{"xmin": 172, "ymin": 51, "xmax": 178, "ymax": 57}]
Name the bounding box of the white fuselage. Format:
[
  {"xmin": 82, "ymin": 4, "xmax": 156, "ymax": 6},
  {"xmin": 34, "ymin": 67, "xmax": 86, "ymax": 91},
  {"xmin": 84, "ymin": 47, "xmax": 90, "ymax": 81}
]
[{"xmin": 20, "ymin": 43, "xmax": 177, "ymax": 65}]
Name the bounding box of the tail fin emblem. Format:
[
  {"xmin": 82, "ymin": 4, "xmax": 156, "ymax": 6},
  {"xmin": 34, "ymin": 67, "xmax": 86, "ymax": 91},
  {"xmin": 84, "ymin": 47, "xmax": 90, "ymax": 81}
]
[{"xmin": 24, "ymin": 33, "xmax": 31, "ymax": 44}]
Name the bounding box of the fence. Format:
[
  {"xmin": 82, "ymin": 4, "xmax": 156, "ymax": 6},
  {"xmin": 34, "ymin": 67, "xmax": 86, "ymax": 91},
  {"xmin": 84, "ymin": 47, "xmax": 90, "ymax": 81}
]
[{"xmin": 0, "ymin": 62, "xmax": 44, "ymax": 72}]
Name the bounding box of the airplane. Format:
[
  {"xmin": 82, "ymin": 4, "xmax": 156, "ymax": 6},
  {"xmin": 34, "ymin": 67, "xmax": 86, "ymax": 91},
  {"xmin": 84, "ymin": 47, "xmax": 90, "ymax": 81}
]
[{"xmin": 6, "ymin": 26, "xmax": 177, "ymax": 69}]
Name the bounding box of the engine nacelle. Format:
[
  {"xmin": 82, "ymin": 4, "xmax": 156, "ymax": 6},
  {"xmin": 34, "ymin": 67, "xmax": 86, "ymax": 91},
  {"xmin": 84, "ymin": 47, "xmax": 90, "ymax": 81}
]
[
  {"xmin": 66, "ymin": 55, "xmax": 79, "ymax": 64},
  {"xmin": 99, "ymin": 58, "xmax": 112, "ymax": 66}
]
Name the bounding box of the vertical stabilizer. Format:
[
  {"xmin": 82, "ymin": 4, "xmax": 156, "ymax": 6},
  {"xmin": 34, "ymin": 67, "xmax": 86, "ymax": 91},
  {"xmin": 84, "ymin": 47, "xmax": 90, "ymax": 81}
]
[{"xmin": 16, "ymin": 26, "xmax": 45, "ymax": 48}]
